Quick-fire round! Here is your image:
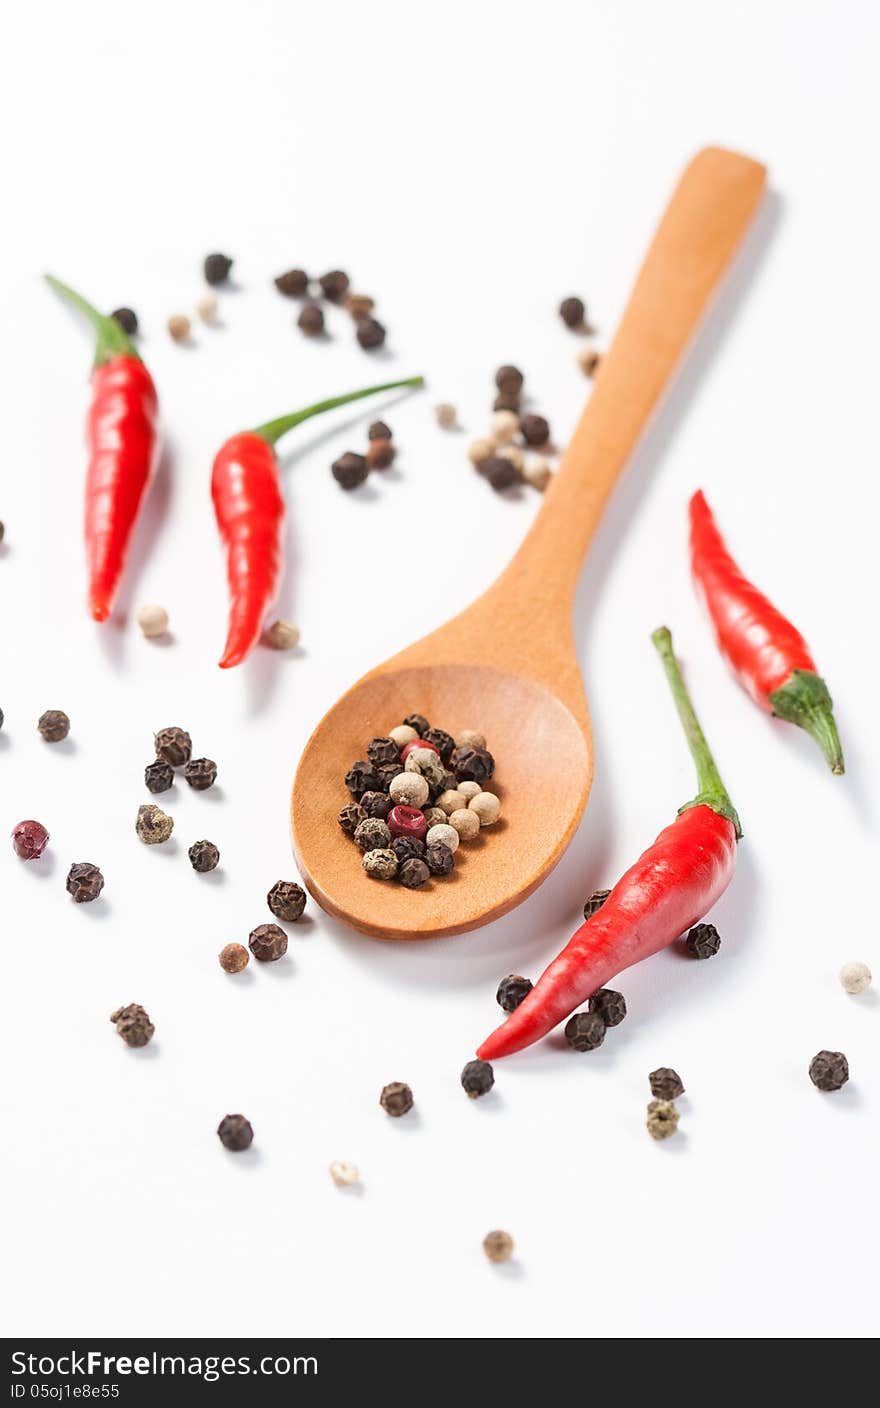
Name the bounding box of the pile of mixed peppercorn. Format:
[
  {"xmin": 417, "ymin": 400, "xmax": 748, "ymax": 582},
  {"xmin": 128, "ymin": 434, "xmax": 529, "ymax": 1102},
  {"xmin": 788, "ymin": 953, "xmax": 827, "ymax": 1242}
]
[{"xmin": 339, "ymin": 714, "xmax": 502, "ymax": 887}]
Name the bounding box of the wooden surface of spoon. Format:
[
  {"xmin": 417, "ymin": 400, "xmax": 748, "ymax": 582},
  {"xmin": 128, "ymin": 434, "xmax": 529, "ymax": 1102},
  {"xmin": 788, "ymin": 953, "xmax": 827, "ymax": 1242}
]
[{"xmin": 291, "ymin": 146, "xmax": 767, "ymax": 939}]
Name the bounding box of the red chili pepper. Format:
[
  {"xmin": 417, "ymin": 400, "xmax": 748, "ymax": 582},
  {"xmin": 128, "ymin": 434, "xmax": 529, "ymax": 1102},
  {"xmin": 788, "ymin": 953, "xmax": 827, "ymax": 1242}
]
[
  {"xmin": 689, "ymin": 489, "xmax": 843, "ymax": 773},
  {"xmin": 46, "ymin": 275, "xmax": 159, "ymax": 622},
  {"xmin": 212, "ymin": 376, "xmax": 424, "ymax": 668},
  {"xmin": 477, "ymin": 627, "xmax": 740, "ymax": 1061}
]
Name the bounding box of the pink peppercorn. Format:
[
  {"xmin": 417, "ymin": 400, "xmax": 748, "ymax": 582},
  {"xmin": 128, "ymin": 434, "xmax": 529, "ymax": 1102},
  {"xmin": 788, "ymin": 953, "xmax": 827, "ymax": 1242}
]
[
  {"xmin": 387, "ymin": 805, "xmax": 428, "ymax": 842},
  {"xmin": 12, "ymin": 820, "xmax": 50, "ymax": 860},
  {"xmin": 400, "ymin": 738, "xmax": 440, "ymax": 763}
]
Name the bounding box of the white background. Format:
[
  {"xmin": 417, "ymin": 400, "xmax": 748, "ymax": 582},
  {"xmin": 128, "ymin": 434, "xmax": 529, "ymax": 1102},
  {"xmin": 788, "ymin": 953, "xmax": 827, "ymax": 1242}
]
[{"xmin": 2, "ymin": 0, "xmax": 878, "ymax": 1341}]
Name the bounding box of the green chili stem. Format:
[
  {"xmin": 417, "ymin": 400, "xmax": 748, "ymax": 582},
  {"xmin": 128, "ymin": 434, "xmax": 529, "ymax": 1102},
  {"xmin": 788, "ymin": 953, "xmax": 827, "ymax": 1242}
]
[
  {"xmin": 652, "ymin": 626, "xmax": 742, "ymax": 837},
  {"xmin": 44, "ymin": 274, "xmax": 139, "ymax": 366},
  {"xmin": 768, "ymin": 670, "xmax": 844, "ymax": 775},
  {"xmin": 252, "ymin": 376, "xmax": 425, "ymax": 447}
]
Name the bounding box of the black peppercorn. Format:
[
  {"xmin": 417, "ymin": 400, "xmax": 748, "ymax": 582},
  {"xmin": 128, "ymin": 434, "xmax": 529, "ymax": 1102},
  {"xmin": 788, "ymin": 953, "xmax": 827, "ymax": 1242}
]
[
  {"xmin": 144, "ymin": 759, "xmax": 174, "ymax": 794},
  {"xmin": 217, "ymin": 1114, "xmax": 253, "ymax": 1151},
  {"xmin": 345, "ymin": 760, "xmax": 382, "ymax": 797},
  {"xmin": 356, "ymin": 316, "xmax": 386, "ymax": 349},
  {"xmin": 649, "ymin": 1067, "xmax": 684, "ymax": 1100},
  {"xmin": 249, "ymin": 923, "xmax": 288, "ymax": 962},
  {"xmin": 375, "ymin": 761, "xmax": 402, "ymax": 792},
  {"xmin": 426, "ymin": 841, "xmax": 455, "ymax": 875},
  {"xmin": 189, "ymin": 839, "xmax": 220, "ymax": 873},
  {"xmin": 809, "ymin": 1050, "xmax": 849, "ymax": 1092},
  {"xmin": 493, "ymin": 391, "xmax": 521, "ymax": 413},
  {"xmin": 589, "ymin": 988, "xmax": 627, "ymax": 1027},
  {"xmin": 583, "ymin": 888, "xmax": 611, "ymax": 920},
  {"xmin": 354, "ymin": 817, "xmax": 392, "ymax": 852},
  {"xmin": 422, "ymin": 728, "xmax": 455, "ymax": 762},
  {"xmin": 332, "ymin": 451, "xmax": 369, "ymax": 490},
  {"xmin": 185, "ymin": 757, "xmax": 218, "ymax": 791},
  {"xmin": 204, "ymin": 253, "xmax": 233, "ymax": 286},
  {"xmin": 451, "ymin": 744, "xmax": 495, "ymax": 784},
  {"xmin": 297, "ymin": 302, "xmax": 325, "ymax": 336},
  {"xmin": 367, "ymin": 438, "xmax": 395, "ymax": 470},
  {"xmin": 380, "ymin": 1081, "xmax": 413, "ymax": 1117},
  {"xmin": 38, "ymin": 709, "xmax": 70, "ymax": 742},
  {"xmin": 392, "ymin": 836, "xmax": 425, "ymax": 865},
  {"xmin": 338, "ymin": 801, "xmax": 366, "ymax": 836},
  {"xmin": 111, "ymin": 306, "xmax": 138, "ymax": 335},
  {"xmin": 360, "ymin": 790, "xmax": 393, "ymax": 820},
  {"xmin": 686, "ymin": 922, "xmax": 721, "ymax": 959},
  {"xmin": 267, "ymin": 879, "xmax": 307, "ymax": 922},
  {"xmin": 564, "ymin": 1011, "xmax": 606, "ymax": 1051},
  {"xmin": 369, "ymin": 421, "xmax": 393, "ymax": 441},
  {"xmin": 274, "ymin": 268, "xmax": 309, "ymax": 297},
  {"xmin": 496, "ymin": 974, "xmax": 533, "ymax": 1012},
  {"xmin": 483, "ymin": 456, "xmax": 520, "ymax": 491},
  {"xmin": 461, "ymin": 1059, "xmax": 494, "ymax": 1099},
  {"xmin": 154, "ymin": 726, "xmax": 192, "ymax": 767},
  {"xmin": 398, "ymin": 857, "xmax": 430, "ymax": 889},
  {"xmin": 495, "ymin": 365, "xmax": 524, "ymax": 395},
  {"xmin": 366, "ymin": 736, "xmax": 401, "ymax": 767},
  {"xmin": 67, "ymin": 862, "xmax": 105, "ymax": 903},
  {"xmin": 319, "ymin": 269, "xmax": 350, "ymax": 302},
  {"xmin": 520, "ymin": 413, "xmax": 550, "ymax": 446},
  {"xmin": 110, "ymin": 1003, "xmax": 154, "ymax": 1048},
  {"xmin": 403, "ymin": 713, "xmax": 429, "ymax": 735},
  {"xmin": 559, "ymin": 295, "xmax": 586, "ymax": 328}
]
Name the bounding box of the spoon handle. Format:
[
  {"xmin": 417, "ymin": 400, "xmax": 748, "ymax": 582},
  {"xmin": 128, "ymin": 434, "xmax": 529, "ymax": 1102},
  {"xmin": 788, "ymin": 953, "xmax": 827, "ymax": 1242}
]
[{"xmin": 479, "ymin": 147, "xmax": 765, "ymax": 654}]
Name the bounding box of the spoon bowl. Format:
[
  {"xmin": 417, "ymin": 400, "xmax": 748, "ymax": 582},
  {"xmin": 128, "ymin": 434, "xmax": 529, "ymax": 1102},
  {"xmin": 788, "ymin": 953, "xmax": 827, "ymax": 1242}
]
[
  {"xmin": 292, "ymin": 147, "xmax": 766, "ymax": 940},
  {"xmin": 293, "ymin": 664, "xmax": 591, "ymax": 939}
]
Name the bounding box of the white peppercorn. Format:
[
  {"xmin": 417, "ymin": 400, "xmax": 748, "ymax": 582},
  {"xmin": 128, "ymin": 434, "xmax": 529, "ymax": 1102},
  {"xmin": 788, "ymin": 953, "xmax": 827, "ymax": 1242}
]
[
  {"xmin": 136, "ymin": 604, "xmax": 169, "ymax": 638},
  {"xmin": 523, "ymin": 456, "xmax": 553, "ymax": 491},
  {"xmin": 388, "ymin": 724, "xmax": 419, "ymax": 750},
  {"xmin": 136, "ymin": 803, "xmax": 173, "ymax": 844},
  {"xmin": 469, "ymin": 791, "xmax": 501, "ymax": 826},
  {"xmin": 578, "ymin": 345, "xmax": 601, "ymax": 377},
  {"xmin": 196, "ymin": 294, "xmax": 218, "ymax": 325},
  {"xmin": 437, "ymin": 788, "xmax": 467, "ymax": 816},
  {"xmin": 467, "ymin": 436, "xmax": 497, "ymax": 467},
  {"xmin": 435, "ymin": 403, "xmax": 457, "ymax": 429},
  {"xmin": 329, "ymin": 1160, "xmax": 360, "ymax": 1186},
  {"xmin": 426, "ymin": 822, "xmax": 459, "ymax": 853},
  {"xmin": 389, "ymin": 772, "xmax": 429, "ymax": 808},
  {"xmin": 497, "ymin": 444, "xmax": 525, "ymax": 474},
  {"xmin": 449, "ymin": 808, "xmax": 480, "ymax": 841},
  {"xmin": 265, "ymin": 619, "xmax": 301, "ymax": 650},
  {"xmin": 491, "ymin": 409, "xmax": 520, "ymax": 444},
  {"xmin": 168, "ymin": 313, "xmax": 191, "ymax": 342},
  {"xmin": 363, "ymin": 848, "xmax": 398, "ymax": 880},
  {"xmin": 483, "ymin": 1230, "xmax": 514, "ymax": 1264},
  {"xmin": 647, "ymin": 1099, "xmax": 680, "ymax": 1141},
  {"xmin": 456, "ymin": 730, "xmax": 486, "ymax": 751},
  {"xmin": 839, "ymin": 961, "xmax": 872, "ymax": 994},
  {"xmin": 456, "ymin": 780, "xmax": 481, "ymax": 801}
]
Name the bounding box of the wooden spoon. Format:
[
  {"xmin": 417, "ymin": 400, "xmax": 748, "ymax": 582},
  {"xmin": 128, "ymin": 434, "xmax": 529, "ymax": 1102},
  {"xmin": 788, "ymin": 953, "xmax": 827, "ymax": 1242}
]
[{"xmin": 291, "ymin": 146, "xmax": 766, "ymax": 940}]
